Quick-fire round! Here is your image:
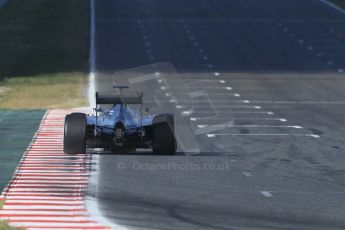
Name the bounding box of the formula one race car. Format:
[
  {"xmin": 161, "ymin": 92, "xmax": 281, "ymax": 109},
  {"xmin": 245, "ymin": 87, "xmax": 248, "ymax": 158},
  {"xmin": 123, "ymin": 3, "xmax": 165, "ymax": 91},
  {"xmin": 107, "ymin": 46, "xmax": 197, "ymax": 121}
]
[{"xmin": 63, "ymin": 86, "xmax": 176, "ymax": 155}]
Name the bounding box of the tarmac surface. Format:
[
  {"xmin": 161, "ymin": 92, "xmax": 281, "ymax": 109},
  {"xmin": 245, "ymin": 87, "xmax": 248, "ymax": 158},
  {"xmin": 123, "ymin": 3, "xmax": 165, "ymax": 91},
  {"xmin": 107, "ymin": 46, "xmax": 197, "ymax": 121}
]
[
  {"xmin": 0, "ymin": 0, "xmax": 7, "ymax": 9},
  {"xmin": 88, "ymin": 0, "xmax": 345, "ymax": 229}
]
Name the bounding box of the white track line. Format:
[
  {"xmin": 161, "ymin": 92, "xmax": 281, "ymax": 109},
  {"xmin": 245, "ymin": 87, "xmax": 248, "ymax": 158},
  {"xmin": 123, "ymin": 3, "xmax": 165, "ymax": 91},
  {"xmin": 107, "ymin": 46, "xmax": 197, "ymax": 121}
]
[
  {"xmin": 197, "ymin": 124, "xmax": 303, "ymax": 129},
  {"xmin": 207, "ymin": 133, "xmax": 320, "ymax": 138},
  {"xmin": 84, "ymin": 0, "xmax": 119, "ymax": 229},
  {"xmin": 320, "ymin": 0, "xmax": 345, "ymax": 14},
  {"xmin": 194, "ymin": 111, "xmax": 274, "ymax": 115},
  {"xmin": 234, "ymin": 118, "xmax": 287, "ymax": 122},
  {"xmin": 248, "ymin": 100, "xmax": 345, "ymax": 104},
  {"xmin": 86, "ymin": 154, "xmax": 128, "ymax": 230},
  {"xmin": 88, "ymin": 0, "xmax": 96, "ymax": 108}
]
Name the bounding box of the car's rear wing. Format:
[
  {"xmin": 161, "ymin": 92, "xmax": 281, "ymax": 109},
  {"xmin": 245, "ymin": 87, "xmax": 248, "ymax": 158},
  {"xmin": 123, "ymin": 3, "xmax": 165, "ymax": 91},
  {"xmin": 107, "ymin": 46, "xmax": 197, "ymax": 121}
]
[
  {"xmin": 95, "ymin": 92, "xmax": 143, "ymax": 105},
  {"xmin": 94, "ymin": 91, "xmax": 144, "ymax": 134}
]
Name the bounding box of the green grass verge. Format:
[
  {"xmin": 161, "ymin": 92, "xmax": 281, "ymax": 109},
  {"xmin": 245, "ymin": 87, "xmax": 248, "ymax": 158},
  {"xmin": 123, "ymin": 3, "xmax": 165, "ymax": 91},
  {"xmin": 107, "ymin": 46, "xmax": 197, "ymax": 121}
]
[
  {"xmin": 0, "ymin": 73, "xmax": 87, "ymax": 108},
  {"xmin": 0, "ymin": 220, "xmax": 26, "ymax": 230},
  {"xmin": 0, "ymin": 0, "xmax": 89, "ymax": 108},
  {"xmin": 0, "ymin": 110, "xmax": 46, "ymax": 190},
  {"xmin": 0, "ymin": 200, "xmax": 26, "ymax": 230},
  {"xmin": 329, "ymin": 0, "xmax": 345, "ymax": 9}
]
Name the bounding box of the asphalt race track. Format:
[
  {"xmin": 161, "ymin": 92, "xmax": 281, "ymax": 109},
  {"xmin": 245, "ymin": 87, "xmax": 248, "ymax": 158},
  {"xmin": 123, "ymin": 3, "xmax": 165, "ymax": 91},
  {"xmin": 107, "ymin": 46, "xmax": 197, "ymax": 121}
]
[
  {"xmin": 89, "ymin": 0, "xmax": 345, "ymax": 229},
  {"xmin": 0, "ymin": 0, "xmax": 8, "ymax": 9}
]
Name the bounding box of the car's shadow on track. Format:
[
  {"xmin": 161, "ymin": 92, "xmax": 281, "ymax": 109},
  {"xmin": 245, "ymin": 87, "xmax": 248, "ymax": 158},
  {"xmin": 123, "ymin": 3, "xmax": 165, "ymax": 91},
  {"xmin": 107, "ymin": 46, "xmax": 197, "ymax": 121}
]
[
  {"xmin": 89, "ymin": 149, "xmax": 187, "ymax": 156},
  {"xmin": 89, "ymin": 149, "xmax": 238, "ymax": 157}
]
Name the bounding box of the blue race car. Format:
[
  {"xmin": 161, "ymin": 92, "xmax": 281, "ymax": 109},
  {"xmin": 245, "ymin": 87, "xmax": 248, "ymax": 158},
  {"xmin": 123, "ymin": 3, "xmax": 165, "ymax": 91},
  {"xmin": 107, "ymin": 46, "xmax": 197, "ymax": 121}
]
[{"xmin": 63, "ymin": 86, "xmax": 176, "ymax": 155}]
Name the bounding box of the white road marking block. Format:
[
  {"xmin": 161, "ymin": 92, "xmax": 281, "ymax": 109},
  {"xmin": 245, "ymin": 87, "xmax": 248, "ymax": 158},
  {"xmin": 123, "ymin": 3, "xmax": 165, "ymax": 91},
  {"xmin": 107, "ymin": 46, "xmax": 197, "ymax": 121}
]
[
  {"xmin": 8, "ymin": 222, "xmax": 108, "ymax": 228},
  {"xmin": 228, "ymin": 125, "xmax": 302, "ymax": 129},
  {"xmin": 3, "ymin": 205, "xmax": 86, "ymax": 210},
  {"xmin": 261, "ymin": 191, "xmax": 273, "ymax": 197},
  {"xmin": 2, "ymin": 217, "xmax": 92, "ymax": 221},
  {"xmin": 207, "ymin": 133, "xmax": 320, "ymax": 138},
  {"xmin": 242, "ymin": 171, "xmax": 253, "ymax": 177},
  {"xmin": 4, "ymin": 200, "xmax": 84, "ymax": 205},
  {"xmin": 0, "ymin": 210, "xmax": 87, "ymax": 215},
  {"xmin": 3, "ymin": 196, "xmax": 84, "ymax": 200}
]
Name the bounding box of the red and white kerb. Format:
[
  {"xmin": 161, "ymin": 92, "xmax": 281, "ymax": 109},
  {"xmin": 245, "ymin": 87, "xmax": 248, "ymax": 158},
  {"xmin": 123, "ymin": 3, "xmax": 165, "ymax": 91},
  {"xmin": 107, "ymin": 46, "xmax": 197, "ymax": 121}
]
[{"xmin": 0, "ymin": 110, "xmax": 110, "ymax": 230}]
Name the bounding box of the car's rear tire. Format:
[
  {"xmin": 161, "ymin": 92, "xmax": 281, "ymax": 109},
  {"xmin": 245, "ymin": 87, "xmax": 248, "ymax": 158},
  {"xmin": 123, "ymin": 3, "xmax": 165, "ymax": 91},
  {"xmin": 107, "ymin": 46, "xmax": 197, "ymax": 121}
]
[
  {"xmin": 152, "ymin": 114, "xmax": 176, "ymax": 155},
  {"xmin": 63, "ymin": 113, "xmax": 87, "ymax": 154}
]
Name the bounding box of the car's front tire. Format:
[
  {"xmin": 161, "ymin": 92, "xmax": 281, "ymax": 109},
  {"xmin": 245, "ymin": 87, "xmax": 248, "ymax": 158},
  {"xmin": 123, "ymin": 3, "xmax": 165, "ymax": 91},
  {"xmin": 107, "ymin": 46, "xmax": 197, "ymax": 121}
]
[
  {"xmin": 152, "ymin": 114, "xmax": 176, "ymax": 155},
  {"xmin": 63, "ymin": 113, "xmax": 87, "ymax": 154}
]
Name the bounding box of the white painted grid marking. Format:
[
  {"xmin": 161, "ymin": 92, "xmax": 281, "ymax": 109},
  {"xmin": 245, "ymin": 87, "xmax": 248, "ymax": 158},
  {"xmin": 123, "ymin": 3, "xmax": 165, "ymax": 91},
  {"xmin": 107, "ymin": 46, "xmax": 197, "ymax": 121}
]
[{"xmin": 261, "ymin": 191, "xmax": 273, "ymax": 197}]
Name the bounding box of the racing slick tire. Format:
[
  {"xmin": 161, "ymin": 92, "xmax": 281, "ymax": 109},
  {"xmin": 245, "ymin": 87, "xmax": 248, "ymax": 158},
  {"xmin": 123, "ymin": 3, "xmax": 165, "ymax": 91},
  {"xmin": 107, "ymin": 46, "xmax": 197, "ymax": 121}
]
[
  {"xmin": 152, "ymin": 114, "xmax": 177, "ymax": 155},
  {"xmin": 63, "ymin": 113, "xmax": 87, "ymax": 154}
]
